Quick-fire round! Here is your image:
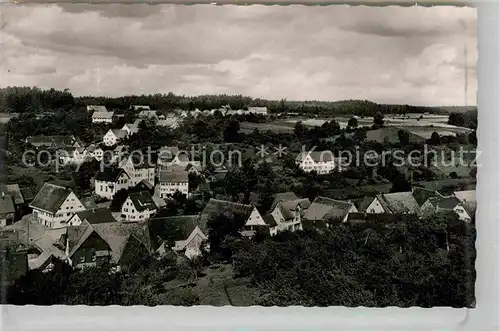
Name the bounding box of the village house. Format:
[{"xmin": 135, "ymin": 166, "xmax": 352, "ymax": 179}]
[
  {"xmin": 67, "ymin": 208, "xmax": 117, "ymax": 227},
  {"xmin": 94, "ymin": 168, "xmax": 131, "ymax": 200},
  {"xmin": 247, "ymin": 106, "xmax": 268, "ymax": 116},
  {"xmin": 26, "ymin": 135, "xmax": 84, "ymax": 149},
  {"xmin": 295, "ymin": 151, "xmax": 341, "ymax": 174},
  {"xmin": 57, "ymin": 147, "xmax": 87, "ymax": 165},
  {"xmin": 157, "ymin": 114, "xmax": 180, "ymax": 129},
  {"xmin": 365, "ymin": 192, "xmax": 421, "ymax": 215},
  {"xmin": 0, "ymin": 192, "xmax": 16, "ymax": 227},
  {"xmin": 138, "ymin": 110, "xmax": 159, "ymax": 121},
  {"xmin": 163, "ymin": 152, "xmax": 202, "ymax": 174},
  {"xmin": 268, "ymin": 192, "xmax": 311, "ymax": 233},
  {"xmin": 157, "ymin": 167, "xmax": 189, "ymax": 198},
  {"xmin": 0, "ymin": 183, "xmax": 29, "ymax": 220},
  {"xmin": 103, "ymin": 129, "xmax": 128, "ymax": 146},
  {"xmin": 122, "ymin": 120, "xmax": 141, "ymax": 136},
  {"xmin": 152, "ymin": 215, "xmax": 209, "ymax": 259},
  {"xmin": 119, "ymin": 155, "xmax": 156, "ymax": 187},
  {"xmin": 27, "ymin": 227, "xmax": 68, "ymax": 271},
  {"xmin": 65, "ymin": 221, "xmax": 151, "ymax": 270},
  {"xmin": 200, "ymin": 199, "xmax": 268, "ymax": 237},
  {"xmin": 412, "ymin": 187, "xmax": 444, "ymax": 207},
  {"xmin": 303, "ymin": 196, "xmax": 358, "ymax": 227},
  {"xmin": 121, "ymin": 191, "xmax": 158, "ymax": 222},
  {"xmin": 421, "ymin": 196, "xmax": 473, "ymax": 222},
  {"xmin": 91, "ymin": 111, "xmax": 114, "ymax": 124},
  {"xmin": 453, "ymin": 190, "xmax": 476, "ymax": 215},
  {"xmin": 30, "ymin": 183, "xmax": 86, "ymax": 228},
  {"xmin": 83, "ymin": 144, "xmax": 104, "ymax": 161}
]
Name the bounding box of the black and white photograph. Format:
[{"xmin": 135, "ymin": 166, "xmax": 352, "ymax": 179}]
[{"xmin": 0, "ymin": 3, "xmax": 477, "ymax": 309}]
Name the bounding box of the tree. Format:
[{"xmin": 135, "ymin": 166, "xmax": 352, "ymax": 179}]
[
  {"xmin": 373, "ymin": 112, "xmax": 385, "ymax": 128},
  {"xmin": 429, "ymin": 132, "xmax": 441, "ymax": 145},
  {"xmin": 223, "ymin": 119, "xmax": 240, "ymax": 143},
  {"xmin": 468, "ymin": 131, "xmax": 477, "ymax": 146},
  {"xmin": 110, "ymin": 189, "xmax": 129, "ymax": 212},
  {"xmin": 294, "ymin": 121, "xmax": 308, "ymax": 139},
  {"xmin": 347, "ymin": 117, "xmax": 358, "ymax": 129},
  {"xmin": 449, "ymin": 172, "xmax": 459, "ymax": 179},
  {"xmin": 397, "ymin": 129, "xmax": 410, "ymax": 146}
]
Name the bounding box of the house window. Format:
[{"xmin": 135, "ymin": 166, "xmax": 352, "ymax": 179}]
[{"xmin": 80, "ymin": 256, "xmax": 85, "ymax": 263}]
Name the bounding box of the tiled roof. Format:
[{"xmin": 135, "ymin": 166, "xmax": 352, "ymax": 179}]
[
  {"xmin": 111, "ymin": 129, "xmax": 128, "ymax": 139},
  {"xmin": 0, "ymin": 195, "xmax": 15, "ymax": 215},
  {"xmin": 376, "ymin": 192, "xmax": 421, "ymax": 215},
  {"xmin": 20, "ymin": 187, "xmax": 35, "ymax": 202},
  {"xmin": 135, "ymin": 179, "xmax": 154, "ymax": 191},
  {"xmin": 0, "ymin": 184, "xmax": 24, "ymax": 205},
  {"xmin": 94, "ymin": 167, "xmax": 128, "ymax": 182},
  {"xmin": 279, "ymin": 198, "xmax": 311, "ymax": 220},
  {"xmin": 67, "ymin": 221, "xmax": 151, "ymax": 264},
  {"xmin": 295, "ymin": 151, "xmax": 335, "ymax": 163},
  {"xmin": 271, "ymin": 192, "xmax": 299, "ymax": 208},
  {"xmin": 92, "ymin": 111, "xmax": 114, "ymax": 119},
  {"xmin": 80, "ymin": 197, "xmax": 98, "ymax": 210},
  {"xmin": 356, "ymin": 196, "xmax": 375, "ymax": 212},
  {"xmin": 159, "ymin": 167, "xmax": 189, "ymax": 183},
  {"xmin": 412, "ymin": 187, "xmax": 442, "ymax": 206},
  {"xmin": 201, "ymin": 199, "xmax": 254, "ymax": 220},
  {"xmin": 150, "ymin": 215, "xmax": 207, "ymax": 241},
  {"xmin": 127, "ymin": 191, "xmax": 157, "ymax": 212},
  {"xmin": 303, "ymin": 196, "xmax": 354, "ymax": 221},
  {"xmin": 436, "ymin": 196, "xmax": 462, "ymax": 210},
  {"xmin": 75, "ymin": 208, "xmax": 117, "ymax": 225},
  {"xmin": 263, "ymin": 214, "xmax": 277, "ymax": 227},
  {"xmin": 30, "ymin": 183, "xmax": 72, "ymax": 214}
]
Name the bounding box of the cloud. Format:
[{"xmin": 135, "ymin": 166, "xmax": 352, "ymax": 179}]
[{"xmin": 0, "ymin": 4, "xmax": 477, "ymax": 106}]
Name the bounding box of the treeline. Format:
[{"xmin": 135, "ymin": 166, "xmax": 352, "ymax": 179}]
[
  {"xmin": 448, "ymin": 110, "xmax": 478, "ymax": 129},
  {"xmin": 229, "ymin": 213, "xmax": 476, "ymax": 307},
  {"xmin": 1, "ymin": 86, "xmax": 468, "ymax": 117}
]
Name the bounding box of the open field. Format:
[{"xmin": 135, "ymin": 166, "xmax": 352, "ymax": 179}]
[{"xmin": 240, "ymin": 121, "xmax": 294, "ymax": 134}]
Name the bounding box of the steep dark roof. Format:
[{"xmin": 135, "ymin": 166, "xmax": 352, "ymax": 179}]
[
  {"xmin": 149, "ymin": 215, "xmax": 207, "ymax": 242},
  {"xmin": 0, "ymin": 184, "xmax": 24, "ymax": 205},
  {"xmin": 94, "ymin": 167, "xmax": 128, "ymax": 182},
  {"xmin": 0, "ymin": 195, "xmax": 15, "ymax": 215},
  {"xmin": 135, "ymin": 179, "xmax": 154, "ymax": 191},
  {"xmin": 278, "ymin": 198, "xmax": 311, "ymax": 220},
  {"xmin": 201, "ymin": 199, "xmax": 254, "ymax": 220},
  {"xmin": 356, "ymin": 196, "xmax": 375, "ymax": 212},
  {"xmin": 20, "ymin": 187, "xmax": 35, "ymax": 202},
  {"xmin": 75, "ymin": 208, "xmax": 117, "ymax": 225},
  {"xmin": 271, "ymin": 192, "xmax": 299, "ymax": 209},
  {"xmin": 263, "ymin": 214, "xmax": 277, "ymax": 227},
  {"xmin": 127, "ymin": 191, "xmax": 157, "ymax": 212},
  {"xmin": 412, "ymin": 187, "xmax": 442, "ymax": 206},
  {"xmin": 436, "ymin": 196, "xmax": 462, "ymax": 210},
  {"xmin": 159, "ymin": 168, "xmax": 189, "ymax": 183},
  {"xmin": 30, "ymin": 183, "xmax": 73, "ymax": 214},
  {"xmin": 296, "ymin": 151, "xmax": 335, "ymax": 163}
]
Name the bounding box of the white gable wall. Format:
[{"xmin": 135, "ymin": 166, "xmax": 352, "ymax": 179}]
[{"xmin": 365, "ymin": 197, "xmax": 386, "ymax": 214}]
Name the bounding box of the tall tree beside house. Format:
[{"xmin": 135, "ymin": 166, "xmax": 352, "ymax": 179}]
[
  {"xmin": 373, "ymin": 112, "xmax": 385, "ymax": 128},
  {"xmin": 110, "ymin": 189, "xmax": 129, "ymax": 211},
  {"xmin": 428, "ymin": 132, "xmax": 441, "ymax": 145},
  {"xmin": 223, "ymin": 118, "xmax": 241, "ymax": 143},
  {"xmin": 397, "ymin": 129, "xmax": 411, "ymax": 146}
]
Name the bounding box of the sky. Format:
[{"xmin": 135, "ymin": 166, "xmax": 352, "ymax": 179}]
[{"xmin": 0, "ymin": 4, "xmax": 477, "ymax": 106}]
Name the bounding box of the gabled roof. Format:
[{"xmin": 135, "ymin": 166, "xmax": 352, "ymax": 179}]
[
  {"xmin": 67, "ymin": 221, "xmax": 151, "ymax": 264},
  {"xmin": 20, "ymin": 187, "xmax": 35, "ymax": 202},
  {"xmin": 30, "ymin": 183, "xmax": 73, "ymax": 214},
  {"xmin": 0, "ymin": 195, "xmax": 15, "ymax": 215},
  {"xmin": 263, "ymin": 214, "xmax": 278, "ymax": 227},
  {"xmin": 356, "ymin": 196, "xmax": 375, "ymax": 212},
  {"xmin": 122, "ymin": 120, "xmax": 141, "ymax": 134},
  {"xmin": 159, "ymin": 168, "xmax": 189, "ymax": 183},
  {"xmin": 436, "ymin": 196, "xmax": 462, "ymax": 210},
  {"xmin": 376, "ymin": 192, "xmax": 421, "ymax": 215},
  {"xmin": 109, "ymin": 129, "xmax": 128, "ymax": 139},
  {"xmin": 150, "ymin": 215, "xmax": 208, "ymax": 241},
  {"xmin": 271, "ymin": 192, "xmax": 299, "ymax": 208},
  {"xmin": 92, "ymin": 111, "xmax": 114, "ymax": 119},
  {"xmin": 201, "ymin": 199, "xmax": 254, "ymax": 220},
  {"xmin": 127, "ymin": 191, "xmax": 157, "ymax": 212},
  {"xmin": 412, "ymin": 187, "xmax": 443, "ymax": 206},
  {"xmin": 303, "ymin": 196, "xmax": 354, "ymax": 221},
  {"xmin": 158, "ymin": 146, "xmax": 180, "ymax": 160},
  {"xmin": 278, "ymin": 198, "xmax": 311, "ymax": 220},
  {"xmin": 0, "ymin": 184, "xmax": 24, "ymax": 205},
  {"xmin": 75, "ymin": 208, "xmax": 117, "ymax": 225},
  {"xmin": 295, "ymin": 150, "xmax": 335, "ymax": 163},
  {"xmin": 135, "ymin": 179, "xmax": 154, "ymax": 191},
  {"xmin": 94, "ymin": 167, "xmax": 128, "ymax": 182}
]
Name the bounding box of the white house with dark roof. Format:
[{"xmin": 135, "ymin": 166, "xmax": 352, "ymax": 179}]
[
  {"xmin": 83, "ymin": 144, "xmax": 104, "ymax": 161},
  {"xmin": 118, "ymin": 155, "xmax": 156, "ymax": 187},
  {"xmin": 295, "ymin": 150, "xmax": 342, "ymax": 174},
  {"xmin": 200, "ymin": 199, "xmax": 267, "ymax": 237},
  {"xmin": 92, "ymin": 111, "xmax": 114, "ymax": 124},
  {"xmin": 122, "ymin": 120, "xmax": 141, "ymax": 136},
  {"xmin": 94, "ymin": 168, "xmax": 131, "ymax": 200},
  {"xmin": 157, "ymin": 167, "xmax": 189, "ymax": 198},
  {"xmin": 67, "ymin": 208, "xmax": 117, "ymax": 227},
  {"xmin": 30, "ymin": 183, "xmax": 86, "ymax": 228},
  {"xmin": 365, "ymin": 192, "xmax": 421, "ymax": 216},
  {"xmin": 57, "ymin": 147, "xmax": 87, "ymax": 165},
  {"xmin": 121, "ymin": 191, "xmax": 158, "ymax": 222},
  {"xmin": 268, "ymin": 193, "xmax": 311, "ymax": 233},
  {"xmin": 421, "ymin": 195, "xmax": 472, "ymax": 222},
  {"xmin": 103, "ymin": 129, "xmax": 128, "ymax": 146},
  {"xmin": 453, "ymin": 190, "xmax": 476, "ymax": 214},
  {"xmin": 303, "ymin": 196, "xmax": 357, "ymax": 226}
]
